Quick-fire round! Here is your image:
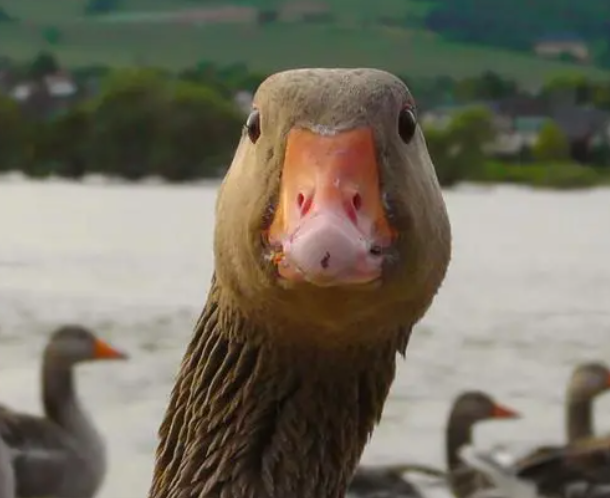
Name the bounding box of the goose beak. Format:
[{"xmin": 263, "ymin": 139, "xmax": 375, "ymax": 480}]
[
  {"xmin": 267, "ymin": 127, "xmax": 396, "ymax": 287},
  {"xmin": 93, "ymin": 338, "xmax": 129, "ymax": 360},
  {"xmin": 492, "ymin": 403, "xmax": 520, "ymax": 419}
]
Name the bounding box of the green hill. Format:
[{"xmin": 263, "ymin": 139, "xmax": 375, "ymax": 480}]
[{"xmin": 0, "ymin": 0, "xmax": 608, "ymax": 84}]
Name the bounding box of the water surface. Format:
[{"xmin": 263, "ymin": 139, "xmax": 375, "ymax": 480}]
[{"xmin": 0, "ymin": 178, "xmax": 609, "ymax": 497}]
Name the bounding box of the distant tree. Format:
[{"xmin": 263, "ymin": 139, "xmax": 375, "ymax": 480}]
[
  {"xmin": 597, "ymin": 44, "xmax": 610, "ymax": 69},
  {"xmin": 532, "ymin": 121, "xmax": 570, "ymax": 162},
  {"xmin": 558, "ymin": 52, "xmax": 581, "ymax": 64},
  {"xmin": 42, "ymin": 26, "xmax": 63, "ymax": 46},
  {"xmin": 591, "ymin": 81, "xmax": 610, "ymax": 110},
  {"xmin": 422, "ymin": 0, "xmax": 610, "ymax": 55},
  {"xmin": 39, "ymin": 106, "xmax": 93, "ymax": 178},
  {"xmin": 302, "ymin": 12, "xmax": 335, "ymax": 24},
  {"xmin": 0, "ymin": 95, "xmax": 30, "ymax": 171},
  {"xmin": 84, "ymin": 0, "xmax": 121, "ymax": 15},
  {"xmin": 257, "ymin": 10, "xmax": 278, "ymax": 25},
  {"xmin": 87, "ymin": 69, "xmax": 169, "ymax": 179},
  {"xmin": 541, "ymin": 75, "xmax": 593, "ymax": 105},
  {"xmin": 82, "ymin": 68, "xmax": 243, "ymax": 180},
  {"xmin": 29, "ymin": 51, "xmax": 60, "ymax": 79},
  {"xmin": 455, "ymin": 71, "xmax": 518, "ymax": 102},
  {"xmin": 159, "ymin": 81, "xmax": 243, "ymax": 180},
  {"xmin": 0, "ymin": 7, "xmax": 14, "ymax": 23},
  {"xmin": 425, "ymin": 107, "xmax": 496, "ymax": 186},
  {"xmin": 447, "ymin": 106, "xmax": 496, "ymax": 172}
]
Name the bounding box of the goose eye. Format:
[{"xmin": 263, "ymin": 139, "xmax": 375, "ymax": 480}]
[
  {"xmin": 398, "ymin": 106, "xmax": 417, "ymax": 144},
  {"xmin": 245, "ymin": 109, "xmax": 261, "ymax": 144}
]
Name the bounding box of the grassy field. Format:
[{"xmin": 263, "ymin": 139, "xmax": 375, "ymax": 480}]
[{"xmin": 1, "ymin": 0, "xmax": 609, "ymax": 83}]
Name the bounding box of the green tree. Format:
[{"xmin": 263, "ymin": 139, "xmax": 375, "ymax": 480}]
[
  {"xmin": 591, "ymin": 81, "xmax": 610, "ymax": 110},
  {"xmin": 158, "ymin": 81, "xmax": 243, "ymax": 180},
  {"xmin": 84, "ymin": 0, "xmax": 121, "ymax": 15},
  {"xmin": 29, "ymin": 51, "xmax": 59, "ymax": 79},
  {"xmin": 541, "ymin": 75, "xmax": 592, "ymax": 105},
  {"xmin": 38, "ymin": 106, "xmax": 93, "ymax": 178},
  {"xmin": 43, "ymin": 26, "xmax": 63, "ymax": 46},
  {"xmin": 88, "ymin": 69, "xmax": 169, "ymax": 179},
  {"xmin": 454, "ymin": 71, "xmax": 517, "ymax": 102},
  {"xmin": 84, "ymin": 68, "xmax": 244, "ymax": 181},
  {"xmin": 0, "ymin": 95, "xmax": 30, "ymax": 171},
  {"xmin": 532, "ymin": 121, "xmax": 570, "ymax": 162},
  {"xmin": 425, "ymin": 107, "xmax": 496, "ymax": 186},
  {"xmin": 0, "ymin": 7, "xmax": 14, "ymax": 23}
]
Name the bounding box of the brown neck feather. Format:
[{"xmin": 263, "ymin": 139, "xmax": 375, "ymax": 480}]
[{"xmin": 149, "ymin": 278, "xmax": 407, "ymax": 498}]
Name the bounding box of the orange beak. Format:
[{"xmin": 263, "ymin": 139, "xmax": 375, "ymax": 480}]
[
  {"xmin": 93, "ymin": 338, "xmax": 129, "ymax": 360},
  {"xmin": 492, "ymin": 403, "xmax": 520, "ymax": 419},
  {"xmin": 267, "ymin": 127, "xmax": 395, "ymax": 287}
]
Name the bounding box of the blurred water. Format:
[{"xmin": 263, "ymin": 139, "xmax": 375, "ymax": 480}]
[{"xmin": 0, "ymin": 176, "xmax": 609, "ymax": 497}]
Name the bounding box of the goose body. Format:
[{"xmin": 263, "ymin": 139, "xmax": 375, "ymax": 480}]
[
  {"xmin": 0, "ymin": 436, "xmax": 14, "ymax": 498},
  {"xmin": 148, "ymin": 68, "xmax": 452, "ymax": 498},
  {"xmin": 348, "ymin": 466, "xmax": 427, "ymax": 498},
  {"xmin": 462, "ymin": 444, "xmax": 610, "ymax": 498},
  {"xmin": 0, "ymin": 325, "xmax": 128, "ymax": 498}
]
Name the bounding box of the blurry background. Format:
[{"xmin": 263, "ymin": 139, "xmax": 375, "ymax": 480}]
[{"xmin": 0, "ymin": 1, "xmax": 609, "ymax": 497}]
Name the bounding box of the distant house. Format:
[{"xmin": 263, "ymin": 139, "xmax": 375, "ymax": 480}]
[
  {"xmin": 421, "ymin": 96, "xmax": 610, "ymax": 162},
  {"xmin": 9, "ymin": 82, "xmax": 35, "ymax": 101},
  {"xmin": 533, "ymin": 33, "xmax": 590, "ymax": 62},
  {"xmin": 420, "ymin": 102, "xmax": 507, "ymax": 130},
  {"xmin": 1, "ymin": 70, "xmax": 81, "ymax": 119},
  {"xmin": 551, "ymin": 106, "xmax": 610, "ymax": 162},
  {"xmin": 483, "ymin": 96, "xmax": 549, "ymax": 156},
  {"xmin": 44, "ymin": 71, "xmax": 78, "ymax": 97},
  {"xmin": 6, "ymin": 71, "xmax": 77, "ymax": 102},
  {"xmin": 489, "ymin": 116, "xmax": 551, "ymax": 157}
]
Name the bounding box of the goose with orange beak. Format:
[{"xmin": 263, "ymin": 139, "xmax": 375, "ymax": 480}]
[
  {"xmin": 149, "ymin": 68, "xmax": 452, "ymax": 498},
  {"xmin": 0, "ymin": 325, "xmax": 128, "ymax": 498}
]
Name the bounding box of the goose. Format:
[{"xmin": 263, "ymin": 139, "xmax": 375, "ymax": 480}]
[
  {"xmin": 0, "ymin": 325, "xmax": 128, "ymax": 498},
  {"xmin": 147, "ymin": 68, "xmax": 452, "ymax": 498},
  {"xmin": 348, "ymin": 391, "xmax": 519, "ymax": 498}
]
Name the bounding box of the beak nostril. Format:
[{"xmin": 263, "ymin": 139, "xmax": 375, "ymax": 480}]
[
  {"xmin": 369, "ymin": 245, "xmax": 382, "ymax": 257},
  {"xmin": 352, "ymin": 193, "xmax": 362, "ymax": 211},
  {"xmin": 297, "ymin": 192, "xmax": 313, "ymax": 217}
]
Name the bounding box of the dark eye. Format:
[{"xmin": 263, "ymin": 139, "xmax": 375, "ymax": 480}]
[
  {"xmin": 245, "ymin": 109, "xmax": 261, "ymax": 144},
  {"xmin": 398, "ymin": 106, "xmax": 417, "ymax": 144}
]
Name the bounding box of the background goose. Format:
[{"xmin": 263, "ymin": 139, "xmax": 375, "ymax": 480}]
[
  {"xmin": 0, "ymin": 325, "xmax": 128, "ymax": 498},
  {"xmin": 445, "ymin": 391, "xmax": 520, "ymax": 498},
  {"xmin": 147, "ymin": 67, "xmax": 452, "ymax": 498},
  {"xmin": 347, "ymin": 391, "xmax": 518, "ymax": 498}
]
